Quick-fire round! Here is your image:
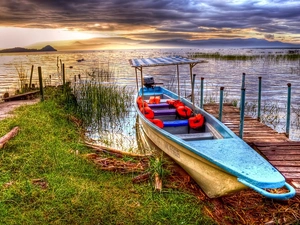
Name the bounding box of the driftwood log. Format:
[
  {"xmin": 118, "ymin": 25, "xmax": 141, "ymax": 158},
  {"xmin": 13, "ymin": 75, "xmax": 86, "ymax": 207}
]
[
  {"xmin": 85, "ymin": 142, "xmax": 151, "ymax": 174},
  {"xmin": 0, "ymin": 126, "xmax": 19, "ymax": 149},
  {"xmin": 85, "ymin": 142, "xmax": 152, "ymax": 158}
]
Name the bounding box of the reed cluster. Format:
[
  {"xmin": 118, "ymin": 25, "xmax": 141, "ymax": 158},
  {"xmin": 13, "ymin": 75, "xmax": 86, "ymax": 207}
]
[
  {"xmin": 189, "ymin": 52, "xmax": 300, "ymax": 61},
  {"xmin": 74, "ymin": 81, "xmax": 134, "ymax": 131},
  {"xmin": 244, "ymin": 101, "xmax": 285, "ymax": 132},
  {"xmin": 190, "ymin": 52, "xmax": 258, "ymax": 61},
  {"xmin": 86, "ymin": 63, "xmax": 113, "ymax": 82},
  {"xmin": 15, "ymin": 63, "xmax": 28, "ymax": 93}
]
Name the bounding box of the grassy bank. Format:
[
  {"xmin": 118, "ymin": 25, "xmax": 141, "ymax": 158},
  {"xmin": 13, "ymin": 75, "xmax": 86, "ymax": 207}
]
[{"xmin": 0, "ymin": 92, "xmax": 215, "ymax": 224}]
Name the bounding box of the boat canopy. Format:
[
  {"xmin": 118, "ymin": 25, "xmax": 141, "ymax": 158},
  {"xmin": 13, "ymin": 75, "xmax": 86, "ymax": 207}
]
[
  {"xmin": 129, "ymin": 56, "xmax": 206, "ymax": 68},
  {"xmin": 129, "ymin": 56, "xmax": 207, "ymax": 103}
]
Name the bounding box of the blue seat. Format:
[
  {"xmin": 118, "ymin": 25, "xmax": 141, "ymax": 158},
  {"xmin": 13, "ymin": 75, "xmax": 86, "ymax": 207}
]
[
  {"xmin": 148, "ymin": 103, "xmax": 169, "ymax": 108},
  {"xmin": 163, "ymin": 120, "xmax": 188, "ymax": 127},
  {"xmin": 154, "ymin": 109, "xmax": 176, "ymax": 116}
]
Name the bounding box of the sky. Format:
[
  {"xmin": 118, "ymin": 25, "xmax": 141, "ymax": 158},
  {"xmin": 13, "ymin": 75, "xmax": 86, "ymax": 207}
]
[{"xmin": 0, "ymin": 0, "xmax": 300, "ymax": 50}]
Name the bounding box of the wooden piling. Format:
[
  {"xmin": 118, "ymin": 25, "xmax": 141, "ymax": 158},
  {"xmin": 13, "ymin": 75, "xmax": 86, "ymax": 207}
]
[
  {"xmin": 38, "ymin": 67, "xmax": 44, "ymax": 102},
  {"xmin": 257, "ymin": 76, "xmax": 262, "ymax": 121},
  {"xmin": 29, "ymin": 65, "xmax": 34, "ymax": 90},
  {"xmin": 286, "ymin": 83, "xmax": 292, "ymax": 138},
  {"xmin": 62, "ymin": 63, "xmax": 66, "ymax": 87},
  {"xmin": 219, "ymin": 87, "xmax": 224, "ymax": 121},
  {"xmin": 239, "ymin": 88, "xmax": 246, "ymax": 139},
  {"xmin": 200, "ymin": 77, "xmax": 204, "ymax": 109}
]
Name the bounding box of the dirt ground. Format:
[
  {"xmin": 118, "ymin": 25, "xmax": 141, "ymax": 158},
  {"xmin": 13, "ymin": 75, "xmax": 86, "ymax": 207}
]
[{"xmin": 0, "ymin": 99, "xmax": 39, "ymax": 120}]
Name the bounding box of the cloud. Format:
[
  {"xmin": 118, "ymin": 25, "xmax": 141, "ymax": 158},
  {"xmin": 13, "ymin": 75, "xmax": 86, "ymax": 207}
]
[
  {"xmin": 264, "ymin": 34, "xmax": 275, "ymax": 40},
  {"xmin": 0, "ymin": 0, "xmax": 299, "ymax": 47}
]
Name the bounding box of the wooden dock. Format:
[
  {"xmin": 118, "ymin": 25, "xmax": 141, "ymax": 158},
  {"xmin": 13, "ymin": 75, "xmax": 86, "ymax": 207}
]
[
  {"xmin": 3, "ymin": 90, "xmax": 40, "ymax": 102},
  {"xmin": 204, "ymin": 103, "xmax": 300, "ymax": 195}
]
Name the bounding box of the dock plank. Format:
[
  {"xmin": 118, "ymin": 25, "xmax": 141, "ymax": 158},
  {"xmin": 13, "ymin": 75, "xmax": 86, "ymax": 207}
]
[
  {"xmin": 3, "ymin": 90, "xmax": 40, "ymax": 102},
  {"xmin": 282, "ymin": 173, "xmax": 300, "ymax": 179},
  {"xmin": 261, "ymin": 154, "xmax": 300, "ymax": 161}
]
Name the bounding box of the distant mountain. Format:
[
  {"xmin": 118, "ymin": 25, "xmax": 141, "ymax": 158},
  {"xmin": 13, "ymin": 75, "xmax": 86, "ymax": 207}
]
[
  {"xmin": 146, "ymin": 38, "xmax": 300, "ymax": 48},
  {"xmin": 0, "ymin": 45, "xmax": 57, "ymax": 53}
]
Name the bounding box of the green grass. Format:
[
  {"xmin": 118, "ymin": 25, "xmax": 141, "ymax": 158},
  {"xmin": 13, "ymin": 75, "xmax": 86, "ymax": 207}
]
[{"xmin": 0, "ymin": 93, "xmax": 215, "ymax": 224}]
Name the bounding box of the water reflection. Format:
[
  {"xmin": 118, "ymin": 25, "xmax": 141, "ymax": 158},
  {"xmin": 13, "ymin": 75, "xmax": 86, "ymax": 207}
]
[{"xmin": 86, "ymin": 109, "xmax": 140, "ymax": 152}]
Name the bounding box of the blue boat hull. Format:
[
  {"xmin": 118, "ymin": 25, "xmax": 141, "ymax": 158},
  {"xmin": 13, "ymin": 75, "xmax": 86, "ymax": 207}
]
[{"xmin": 136, "ymin": 86, "xmax": 295, "ymax": 199}]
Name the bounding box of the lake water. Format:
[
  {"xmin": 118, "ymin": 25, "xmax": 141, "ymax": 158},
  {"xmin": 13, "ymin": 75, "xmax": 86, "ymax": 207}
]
[{"xmin": 1, "ymin": 48, "xmax": 300, "ymax": 148}]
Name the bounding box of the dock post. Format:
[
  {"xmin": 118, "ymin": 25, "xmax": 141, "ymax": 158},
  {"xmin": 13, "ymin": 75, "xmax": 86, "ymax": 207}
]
[
  {"xmin": 73, "ymin": 75, "xmax": 77, "ymax": 90},
  {"xmin": 257, "ymin": 76, "xmax": 262, "ymax": 121},
  {"xmin": 241, "ymin": 73, "xmax": 246, "ymax": 89},
  {"xmin": 200, "ymin": 77, "xmax": 204, "ymax": 109},
  {"xmin": 239, "ymin": 88, "xmax": 246, "ymax": 139},
  {"xmin": 62, "ymin": 63, "xmax": 66, "ymax": 87},
  {"xmin": 219, "ymin": 87, "xmax": 224, "ymax": 121},
  {"xmin": 29, "ymin": 65, "xmax": 34, "ymax": 90},
  {"xmin": 38, "ymin": 67, "xmax": 44, "ymax": 102},
  {"xmin": 286, "ymin": 83, "xmax": 292, "ymax": 138},
  {"xmin": 240, "ymin": 73, "xmax": 246, "ymax": 109}
]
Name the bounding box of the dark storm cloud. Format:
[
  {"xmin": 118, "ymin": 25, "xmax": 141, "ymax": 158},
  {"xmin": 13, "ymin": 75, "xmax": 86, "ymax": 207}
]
[
  {"xmin": 0, "ymin": 0, "xmax": 299, "ymax": 37},
  {"xmin": 157, "ymin": 0, "xmax": 300, "ymax": 35},
  {"xmin": 0, "ymin": 0, "xmax": 195, "ymax": 27}
]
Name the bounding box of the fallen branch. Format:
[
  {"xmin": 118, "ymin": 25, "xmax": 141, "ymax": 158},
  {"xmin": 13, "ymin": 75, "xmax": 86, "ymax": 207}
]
[
  {"xmin": 132, "ymin": 172, "xmax": 151, "ymax": 184},
  {"xmin": 85, "ymin": 141, "xmax": 152, "ymax": 158},
  {"xmin": 0, "ymin": 126, "xmax": 20, "ymax": 149},
  {"xmin": 86, "ymin": 153, "xmax": 147, "ymax": 174}
]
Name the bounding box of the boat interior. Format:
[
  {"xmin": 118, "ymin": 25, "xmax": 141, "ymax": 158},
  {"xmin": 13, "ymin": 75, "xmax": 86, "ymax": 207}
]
[{"xmin": 140, "ymin": 93, "xmax": 224, "ymax": 141}]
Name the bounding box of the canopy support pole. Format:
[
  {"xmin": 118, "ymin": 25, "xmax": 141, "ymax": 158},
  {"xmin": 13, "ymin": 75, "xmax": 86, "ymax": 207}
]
[
  {"xmin": 189, "ymin": 63, "xmax": 198, "ymax": 105},
  {"xmin": 135, "ymin": 67, "xmax": 139, "ymax": 91},
  {"xmin": 189, "ymin": 64, "xmax": 193, "ymax": 88},
  {"xmin": 192, "ymin": 74, "xmax": 196, "ymax": 114},
  {"xmin": 177, "ymin": 64, "xmax": 180, "ymax": 100},
  {"xmin": 139, "ymin": 67, "xmax": 144, "ymax": 99}
]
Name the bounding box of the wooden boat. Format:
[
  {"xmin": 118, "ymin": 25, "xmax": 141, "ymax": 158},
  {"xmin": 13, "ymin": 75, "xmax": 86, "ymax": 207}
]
[{"xmin": 129, "ymin": 56, "xmax": 296, "ymax": 199}]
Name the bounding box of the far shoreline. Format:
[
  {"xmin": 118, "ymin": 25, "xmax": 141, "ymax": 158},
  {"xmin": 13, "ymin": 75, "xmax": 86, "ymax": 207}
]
[{"xmin": 0, "ymin": 45, "xmax": 57, "ymax": 53}]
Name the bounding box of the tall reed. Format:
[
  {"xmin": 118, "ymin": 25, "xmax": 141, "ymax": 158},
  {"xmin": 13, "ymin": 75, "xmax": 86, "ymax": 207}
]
[
  {"xmin": 244, "ymin": 101, "xmax": 284, "ymax": 131},
  {"xmin": 86, "ymin": 62, "xmax": 113, "ymax": 82},
  {"xmin": 75, "ymin": 81, "xmax": 134, "ymax": 132},
  {"xmin": 189, "ymin": 52, "xmax": 300, "ymax": 61},
  {"xmin": 15, "ymin": 63, "xmax": 28, "ymax": 93}
]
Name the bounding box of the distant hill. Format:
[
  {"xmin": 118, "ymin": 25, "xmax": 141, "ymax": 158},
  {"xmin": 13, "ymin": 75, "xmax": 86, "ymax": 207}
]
[
  {"xmin": 0, "ymin": 45, "xmax": 57, "ymax": 53},
  {"xmin": 146, "ymin": 38, "xmax": 300, "ymax": 48}
]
